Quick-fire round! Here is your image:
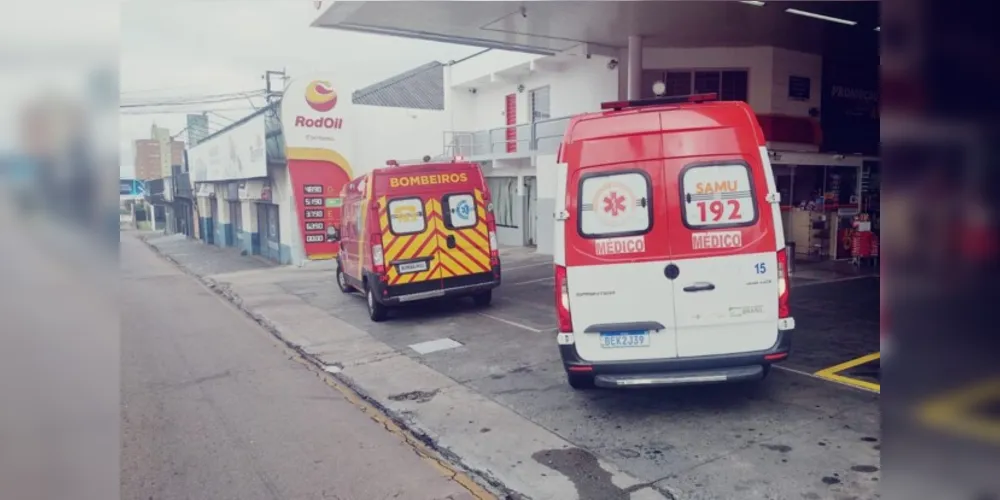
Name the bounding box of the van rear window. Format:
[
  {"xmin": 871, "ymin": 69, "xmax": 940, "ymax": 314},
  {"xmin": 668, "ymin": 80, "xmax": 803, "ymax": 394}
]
[
  {"xmin": 387, "ymin": 197, "xmax": 426, "ymax": 235},
  {"xmin": 578, "ymin": 170, "xmax": 652, "ymax": 238},
  {"xmin": 681, "ymin": 162, "xmax": 759, "ymax": 229},
  {"xmin": 442, "ymin": 193, "xmax": 478, "ymax": 229}
]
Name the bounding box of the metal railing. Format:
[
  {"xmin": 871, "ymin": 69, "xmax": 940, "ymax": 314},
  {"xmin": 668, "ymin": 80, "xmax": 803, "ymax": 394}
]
[{"xmin": 443, "ymin": 115, "xmax": 571, "ymax": 159}]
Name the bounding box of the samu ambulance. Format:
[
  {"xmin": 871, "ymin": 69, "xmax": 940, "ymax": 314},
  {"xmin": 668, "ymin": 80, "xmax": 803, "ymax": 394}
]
[
  {"xmin": 552, "ymin": 93, "xmax": 795, "ymax": 389},
  {"xmin": 335, "ymin": 159, "xmax": 501, "ymax": 322}
]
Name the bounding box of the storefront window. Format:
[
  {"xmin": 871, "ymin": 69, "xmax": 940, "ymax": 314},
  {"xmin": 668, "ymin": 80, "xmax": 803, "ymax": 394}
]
[
  {"xmin": 792, "ymin": 166, "xmax": 826, "ymax": 208},
  {"xmin": 826, "ymin": 166, "xmax": 860, "ymax": 206}
]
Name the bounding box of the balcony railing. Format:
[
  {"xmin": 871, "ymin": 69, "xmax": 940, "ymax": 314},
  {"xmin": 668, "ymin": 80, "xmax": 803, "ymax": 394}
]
[{"xmin": 443, "ymin": 115, "xmax": 571, "ymax": 159}]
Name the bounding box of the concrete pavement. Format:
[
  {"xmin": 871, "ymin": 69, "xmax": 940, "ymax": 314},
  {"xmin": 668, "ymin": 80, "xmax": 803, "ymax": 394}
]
[
  {"xmin": 121, "ymin": 234, "xmax": 487, "ymax": 500},
  {"xmin": 142, "ymin": 233, "xmax": 881, "ymax": 500}
]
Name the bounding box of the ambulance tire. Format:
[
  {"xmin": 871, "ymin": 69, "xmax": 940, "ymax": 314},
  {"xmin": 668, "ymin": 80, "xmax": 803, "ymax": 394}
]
[
  {"xmin": 336, "ymin": 265, "xmax": 354, "ymax": 294},
  {"xmin": 471, "ymin": 290, "xmax": 493, "ymax": 307},
  {"xmin": 365, "ymin": 282, "xmax": 388, "ymax": 322},
  {"xmin": 567, "ymin": 372, "xmax": 595, "ymax": 390}
]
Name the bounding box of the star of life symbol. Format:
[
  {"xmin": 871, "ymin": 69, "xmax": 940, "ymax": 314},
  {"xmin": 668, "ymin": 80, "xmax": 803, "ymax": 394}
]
[
  {"xmin": 456, "ymin": 200, "xmax": 472, "ymax": 219},
  {"xmin": 603, "ymin": 191, "xmax": 627, "ymax": 217},
  {"xmin": 590, "ymin": 181, "xmax": 635, "ymax": 227}
]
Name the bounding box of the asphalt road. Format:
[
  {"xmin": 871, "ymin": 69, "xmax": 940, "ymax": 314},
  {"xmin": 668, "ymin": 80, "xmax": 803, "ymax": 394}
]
[{"xmin": 120, "ymin": 235, "xmax": 481, "ymax": 500}]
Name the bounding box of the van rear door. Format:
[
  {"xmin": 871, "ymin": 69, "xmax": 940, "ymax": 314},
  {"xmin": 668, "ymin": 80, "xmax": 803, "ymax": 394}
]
[
  {"xmin": 437, "ymin": 188, "xmax": 494, "ymax": 287},
  {"xmin": 666, "ymin": 155, "xmax": 780, "ymax": 357},
  {"xmin": 381, "ymin": 192, "xmax": 443, "ymax": 294},
  {"xmin": 565, "ymin": 160, "xmax": 680, "ymax": 363}
]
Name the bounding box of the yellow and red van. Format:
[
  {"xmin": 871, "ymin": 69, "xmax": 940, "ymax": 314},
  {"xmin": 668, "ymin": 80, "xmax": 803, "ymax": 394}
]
[{"xmin": 335, "ymin": 160, "xmax": 501, "ymax": 321}]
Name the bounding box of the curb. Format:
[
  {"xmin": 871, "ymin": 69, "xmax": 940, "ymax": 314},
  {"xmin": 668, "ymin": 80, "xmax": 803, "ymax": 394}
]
[{"xmin": 139, "ymin": 236, "xmax": 517, "ymax": 500}]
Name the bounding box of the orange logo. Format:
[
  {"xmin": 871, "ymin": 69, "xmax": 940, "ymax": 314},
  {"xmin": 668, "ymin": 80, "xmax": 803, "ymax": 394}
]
[{"xmin": 305, "ymin": 80, "xmax": 337, "ymax": 112}]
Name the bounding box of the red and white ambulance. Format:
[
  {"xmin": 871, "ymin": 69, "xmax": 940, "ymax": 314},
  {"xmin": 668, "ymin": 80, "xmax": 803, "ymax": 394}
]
[{"xmin": 553, "ymin": 94, "xmax": 795, "ymax": 389}]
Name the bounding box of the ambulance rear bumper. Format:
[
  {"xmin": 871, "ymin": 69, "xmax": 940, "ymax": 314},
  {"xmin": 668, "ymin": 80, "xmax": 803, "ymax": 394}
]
[{"xmin": 559, "ymin": 330, "xmax": 792, "ymax": 387}]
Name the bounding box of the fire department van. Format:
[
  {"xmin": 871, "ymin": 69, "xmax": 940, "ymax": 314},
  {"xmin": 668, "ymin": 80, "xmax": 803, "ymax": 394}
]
[
  {"xmin": 334, "ymin": 159, "xmax": 501, "ymax": 322},
  {"xmin": 553, "ymin": 93, "xmax": 795, "ymax": 389}
]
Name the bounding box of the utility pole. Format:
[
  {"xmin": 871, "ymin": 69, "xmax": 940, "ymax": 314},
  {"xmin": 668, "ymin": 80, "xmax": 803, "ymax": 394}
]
[{"xmin": 263, "ymin": 69, "xmax": 289, "ymax": 105}]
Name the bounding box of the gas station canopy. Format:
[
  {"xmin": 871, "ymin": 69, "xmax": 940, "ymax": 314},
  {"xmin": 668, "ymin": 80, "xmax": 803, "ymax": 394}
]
[{"xmin": 313, "ymin": 1, "xmax": 879, "ymax": 55}]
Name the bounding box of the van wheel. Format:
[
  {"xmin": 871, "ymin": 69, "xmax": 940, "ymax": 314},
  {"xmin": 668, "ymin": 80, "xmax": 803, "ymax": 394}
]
[
  {"xmin": 472, "ymin": 290, "xmax": 492, "ymax": 307},
  {"xmin": 336, "ymin": 265, "xmax": 354, "ymax": 293},
  {"xmin": 365, "ymin": 283, "xmax": 388, "ymax": 322},
  {"xmin": 567, "ymin": 373, "xmax": 595, "ymax": 390}
]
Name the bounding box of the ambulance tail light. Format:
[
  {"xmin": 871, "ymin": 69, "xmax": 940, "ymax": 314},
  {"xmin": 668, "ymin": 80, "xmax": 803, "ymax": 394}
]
[
  {"xmin": 488, "ymin": 230, "xmax": 500, "ymax": 266},
  {"xmin": 776, "ymin": 248, "xmax": 791, "ymax": 318},
  {"xmin": 371, "ymin": 236, "xmax": 386, "ymax": 275},
  {"xmin": 555, "ymin": 265, "xmax": 573, "ymax": 333}
]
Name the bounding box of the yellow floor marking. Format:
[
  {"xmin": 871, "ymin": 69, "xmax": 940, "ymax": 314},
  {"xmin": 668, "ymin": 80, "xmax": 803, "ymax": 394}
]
[
  {"xmin": 917, "ymin": 377, "xmax": 1000, "ymax": 445},
  {"xmin": 814, "ymin": 352, "xmax": 881, "ymax": 393}
]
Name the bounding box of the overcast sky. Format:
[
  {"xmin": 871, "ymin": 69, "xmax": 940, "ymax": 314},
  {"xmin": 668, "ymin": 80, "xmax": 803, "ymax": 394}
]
[{"xmin": 120, "ymin": 0, "xmax": 479, "ymax": 178}]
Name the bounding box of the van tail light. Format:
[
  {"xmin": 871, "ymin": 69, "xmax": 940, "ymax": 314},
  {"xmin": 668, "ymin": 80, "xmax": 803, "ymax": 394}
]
[
  {"xmin": 371, "ymin": 235, "xmax": 386, "ymax": 275},
  {"xmin": 776, "ymin": 248, "xmax": 791, "ymax": 319},
  {"xmin": 555, "ymin": 265, "xmax": 573, "ymax": 333},
  {"xmin": 488, "ymin": 229, "xmax": 500, "ymax": 266}
]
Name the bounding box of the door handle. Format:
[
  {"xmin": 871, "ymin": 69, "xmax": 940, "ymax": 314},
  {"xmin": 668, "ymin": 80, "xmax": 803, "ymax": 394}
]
[
  {"xmin": 683, "ymin": 282, "xmax": 716, "ymax": 293},
  {"xmin": 446, "ymin": 235, "xmax": 457, "ymax": 249}
]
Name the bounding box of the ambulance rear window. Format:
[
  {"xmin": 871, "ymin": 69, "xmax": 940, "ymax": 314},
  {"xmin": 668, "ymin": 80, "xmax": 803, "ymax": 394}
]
[
  {"xmin": 680, "ymin": 162, "xmax": 759, "ymax": 229},
  {"xmin": 577, "ymin": 170, "xmax": 652, "ymax": 238},
  {"xmin": 387, "ymin": 197, "xmax": 426, "ymax": 236}
]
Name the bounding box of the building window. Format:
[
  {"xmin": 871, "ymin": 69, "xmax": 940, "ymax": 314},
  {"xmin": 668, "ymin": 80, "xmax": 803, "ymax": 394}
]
[
  {"xmin": 485, "ymin": 176, "xmax": 518, "ymax": 228},
  {"xmin": 658, "ymin": 70, "xmax": 749, "ymax": 102}
]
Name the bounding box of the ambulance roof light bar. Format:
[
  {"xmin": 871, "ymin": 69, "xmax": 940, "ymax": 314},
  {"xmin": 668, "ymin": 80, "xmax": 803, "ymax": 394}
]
[
  {"xmin": 386, "ymin": 159, "xmax": 399, "ymax": 167},
  {"xmin": 600, "ymin": 93, "xmax": 719, "ymax": 111},
  {"xmin": 453, "ymin": 155, "xmax": 464, "ymax": 162}
]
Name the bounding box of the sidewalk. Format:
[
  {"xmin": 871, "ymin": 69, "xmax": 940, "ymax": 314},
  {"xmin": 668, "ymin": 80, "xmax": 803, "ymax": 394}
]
[{"xmin": 139, "ymin": 234, "xmax": 672, "ymax": 500}]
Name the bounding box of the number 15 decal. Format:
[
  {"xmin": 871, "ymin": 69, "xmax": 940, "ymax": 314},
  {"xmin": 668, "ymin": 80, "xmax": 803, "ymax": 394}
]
[{"xmin": 754, "ymin": 262, "xmax": 767, "ymax": 274}]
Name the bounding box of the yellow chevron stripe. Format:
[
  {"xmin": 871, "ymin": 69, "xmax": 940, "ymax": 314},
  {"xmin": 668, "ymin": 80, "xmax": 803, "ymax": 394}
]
[
  {"xmin": 437, "ymin": 252, "xmax": 468, "ymax": 277},
  {"xmin": 474, "ymin": 189, "xmax": 484, "ymax": 203}
]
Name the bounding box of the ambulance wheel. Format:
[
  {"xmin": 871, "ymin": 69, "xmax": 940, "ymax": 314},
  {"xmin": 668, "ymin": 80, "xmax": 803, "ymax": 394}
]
[
  {"xmin": 336, "ymin": 265, "xmax": 354, "ymax": 294},
  {"xmin": 472, "ymin": 290, "xmax": 492, "ymax": 307},
  {"xmin": 365, "ymin": 282, "xmax": 388, "ymax": 322},
  {"xmin": 567, "ymin": 372, "xmax": 595, "ymax": 390}
]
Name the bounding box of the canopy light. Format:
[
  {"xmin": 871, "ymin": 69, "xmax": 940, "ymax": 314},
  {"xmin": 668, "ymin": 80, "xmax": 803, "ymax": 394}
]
[
  {"xmin": 875, "ymin": 26, "xmax": 881, "ymax": 31},
  {"xmin": 740, "ymin": 1, "xmax": 766, "ymax": 6},
  {"xmin": 785, "ymin": 8, "xmax": 857, "ymax": 26}
]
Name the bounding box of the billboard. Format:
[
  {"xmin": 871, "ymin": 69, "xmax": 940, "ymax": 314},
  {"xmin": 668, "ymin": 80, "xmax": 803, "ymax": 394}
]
[
  {"xmin": 188, "ymin": 113, "xmax": 267, "ymax": 182},
  {"xmin": 281, "ymin": 76, "xmax": 356, "ymax": 260}
]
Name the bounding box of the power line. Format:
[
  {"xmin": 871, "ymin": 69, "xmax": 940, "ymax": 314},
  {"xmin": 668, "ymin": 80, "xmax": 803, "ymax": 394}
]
[
  {"xmin": 120, "ymin": 106, "xmax": 260, "ymax": 115},
  {"xmin": 120, "ymin": 91, "xmax": 266, "ymax": 109}
]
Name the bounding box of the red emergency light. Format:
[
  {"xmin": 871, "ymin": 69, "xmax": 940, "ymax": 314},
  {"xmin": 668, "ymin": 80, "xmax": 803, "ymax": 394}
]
[
  {"xmin": 386, "ymin": 160, "xmax": 399, "ymax": 167},
  {"xmin": 600, "ymin": 93, "xmax": 719, "ymax": 111}
]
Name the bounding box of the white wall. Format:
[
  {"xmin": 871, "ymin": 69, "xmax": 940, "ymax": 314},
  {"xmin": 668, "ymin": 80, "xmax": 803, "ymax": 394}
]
[
  {"xmin": 267, "ymin": 163, "xmax": 301, "ymax": 264},
  {"xmin": 643, "ymin": 46, "xmax": 775, "ymax": 113},
  {"xmin": 446, "ymin": 54, "xmax": 619, "ymax": 134},
  {"xmin": 352, "ymin": 105, "xmax": 449, "ymax": 172},
  {"xmin": 640, "ymin": 46, "xmax": 823, "ymax": 119},
  {"xmin": 449, "ymin": 50, "xmax": 542, "ymax": 87},
  {"xmin": 769, "ymin": 48, "xmax": 823, "ymax": 117}
]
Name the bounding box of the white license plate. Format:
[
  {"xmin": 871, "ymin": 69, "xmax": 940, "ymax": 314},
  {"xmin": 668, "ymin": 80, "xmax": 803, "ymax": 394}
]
[
  {"xmin": 396, "ymin": 261, "xmax": 428, "ymax": 274},
  {"xmin": 600, "ymin": 331, "xmax": 650, "ymax": 348}
]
